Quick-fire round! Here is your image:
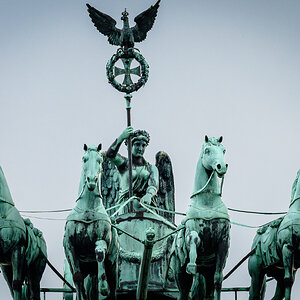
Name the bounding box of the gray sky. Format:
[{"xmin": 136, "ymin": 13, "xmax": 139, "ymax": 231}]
[{"xmin": 0, "ymin": 0, "xmax": 300, "ymax": 299}]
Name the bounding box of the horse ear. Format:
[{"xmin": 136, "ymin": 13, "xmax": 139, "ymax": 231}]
[
  {"xmin": 83, "ymin": 144, "xmax": 88, "ymax": 151},
  {"xmin": 205, "ymin": 135, "xmax": 209, "ymax": 142},
  {"xmin": 97, "ymin": 144, "xmax": 102, "ymax": 152},
  {"xmin": 218, "ymin": 136, "xmax": 223, "ymax": 143}
]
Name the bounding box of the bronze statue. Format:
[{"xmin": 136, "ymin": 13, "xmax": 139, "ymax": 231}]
[
  {"xmin": 106, "ymin": 127, "xmax": 159, "ymax": 214},
  {"xmin": 0, "ymin": 166, "xmax": 47, "ymax": 300},
  {"xmin": 171, "ymin": 136, "xmax": 230, "ymax": 300},
  {"xmin": 248, "ymin": 169, "xmax": 300, "ymax": 300},
  {"xmin": 86, "ymin": 1, "xmax": 160, "ymax": 50},
  {"xmin": 64, "ymin": 145, "xmax": 119, "ymax": 300}
]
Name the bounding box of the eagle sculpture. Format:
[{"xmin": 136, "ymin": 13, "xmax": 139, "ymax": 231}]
[{"xmin": 86, "ymin": 1, "xmax": 160, "ymax": 49}]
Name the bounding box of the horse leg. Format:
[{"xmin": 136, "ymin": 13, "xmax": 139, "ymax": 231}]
[
  {"xmin": 64, "ymin": 240, "xmax": 86, "ymax": 300},
  {"xmin": 105, "ymin": 257, "xmax": 118, "ymax": 300},
  {"xmin": 190, "ymin": 273, "xmax": 205, "ymax": 300},
  {"xmin": 173, "ymin": 255, "xmax": 193, "ymax": 300},
  {"xmin": 214, "ymin": 237, "xmax": 229, "ymax": 300},
  {"xmin": 95, "ymin": 240, "xmax": 109, "ymax": 299},
  {"xmin": 271, "ymin": 279, "xmax": 284, "ymax": 300},
  {"xmin": 11, "ymin": 246, "xmax": 25, "ymax": 300},
  {"xmin": 199, "ymin": 271, "xmax": 214, "ymax": 300},
  {"xmin": 282, "ymin": 243, "xmax": 294, "ymax": 300},
  {"xmin": 186, "ymin": 230, "xmax": 200, "ymax": 275},
  {"xmin": 1, "ymin": 265, "xmax": 14, "ymax": 298},
  {"xmin": 27, "ymin": 257, "xmax": 47, "ymax": 300},
  {"xmin": 248, "ymin": 255, "xmax": 265, "ymax": 300}
]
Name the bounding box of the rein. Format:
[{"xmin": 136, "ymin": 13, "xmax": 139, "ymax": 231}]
[
  {"xmin": 76, "ymin": 174, "xmax": 103, "ymax": 202},
  {"xmin": 190, "ymin": 170, "xmax": 225, "ymax": 199}
]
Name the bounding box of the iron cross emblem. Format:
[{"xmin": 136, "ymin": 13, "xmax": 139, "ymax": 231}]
[{"xmin": 114, "ymin": 58, "xmax": 141, "ymax": 85}]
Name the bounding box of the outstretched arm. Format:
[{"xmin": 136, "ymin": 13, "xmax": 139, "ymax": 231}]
[{"xmin": 106, "ymin": 126, "xmax": 133, "ymax": 167}]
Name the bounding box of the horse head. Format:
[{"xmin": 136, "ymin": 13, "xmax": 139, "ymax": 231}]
[
  {"xmin": 82, "ymin": 144, "xmax": 103, "ymax": 191},
  {"xmin": 201, "ymin": 136, "xmax": 228, "ymax": 178}
]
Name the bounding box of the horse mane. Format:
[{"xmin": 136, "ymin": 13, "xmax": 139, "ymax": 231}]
[{"xmin": 291, "ymin": 169, "xmax": 300, "ymax": 202}]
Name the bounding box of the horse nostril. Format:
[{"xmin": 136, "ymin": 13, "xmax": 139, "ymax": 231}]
[
  {"xmin": 87, "ymin": 177, "xmax": 90, "ymax": 182},
  {"xmin": 226, "ymin": 164, "xmax": 228, "ymax": 169},
  {"xmin": 217, "ymin": 164, "xmax": 221, "ymax": 170}
]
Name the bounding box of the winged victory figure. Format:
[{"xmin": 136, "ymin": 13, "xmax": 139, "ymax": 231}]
[
  {"xmin": 101, "ymin": 128, "xmax": 175, "ymax": 223},
  {"xmin": 86, "ymin": 1, "xmax": 161, "ymax": 50}
]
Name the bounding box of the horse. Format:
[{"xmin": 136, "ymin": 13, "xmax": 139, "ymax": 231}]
[
  {"xmin": 249, "ymin": 169, "xmax": 300, "ymax": 300},
  {"xmin": 64, "ymin": 144, "xmax": 119, "ymax": 300},
  {"xmin": 171, "ymin": 136, "xmax": 230, "ymax": 300},
  {"xmin": 0, "ymin": 166, "xmax": 47, "ymax": 300}
]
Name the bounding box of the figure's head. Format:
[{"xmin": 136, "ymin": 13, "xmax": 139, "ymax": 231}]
[
  {"xmin": 121, "ymin": 9, "xmax": 129, "ymax": 21},
  {"xmin": 126, "ymin": 130, "xmax": 150, "ymax": 158},
  {"xmin": 201, "ymin": 136, "xmax": 228, "ymax": 177}
]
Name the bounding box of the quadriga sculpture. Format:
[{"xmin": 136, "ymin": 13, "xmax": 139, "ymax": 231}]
[
  {"xmin": 0, "ymin": 166, "xmax": 47, "ymax": 300},
  {"xmin": 171, "ymin": 136, "xmax": 230, "ymax": 300},
  {"xmin": 249, "ymin": 169, "xmax": 300, "ymax": 300},
  {"xmin": 64, "ymin": 144, "xmax": 119, "ymax": 300}
]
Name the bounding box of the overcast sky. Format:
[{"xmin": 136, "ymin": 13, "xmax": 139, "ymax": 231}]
[{"xmin": 0, "ymin": 1, "xmax": 300, "ymax": 299}]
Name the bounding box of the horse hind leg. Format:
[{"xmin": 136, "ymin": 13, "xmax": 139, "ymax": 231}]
[
  {"xmin": 186, "ymin": 230, "xmax": 200, "ymax": 275},
  {"xmin": 95, "ymin": 240, "xmax": 109, "ymax": 299},
  {"xmin": 11, "ymin": 246, "xmax": 25, "ymax": 300}
]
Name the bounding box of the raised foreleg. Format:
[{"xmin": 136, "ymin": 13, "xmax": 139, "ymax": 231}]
[{"xmin": 186, "ymin": 230, "xmax": 200, "ymax": 275}]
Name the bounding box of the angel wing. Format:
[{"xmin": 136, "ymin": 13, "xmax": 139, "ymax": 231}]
[
  {"xmin": 101, "ymin": 152, "xmax": 120, "ymax": 215},
  {"xmin": 155, "ymin": 151, "xmax": 175, "ymax": 223},
  {"xmin": 132, "ymin": 0, "xmax": 161, "ymax": 43},
  {"xmin": 86, "ymin": 4, "xmax": 121, "ymax": 46}
]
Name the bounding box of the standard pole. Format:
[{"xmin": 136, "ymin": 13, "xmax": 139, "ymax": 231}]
[
  {"xmin": 136, "ymin": 228, "xmax": 155, "ymax": 300},
  {"xmin": 125, "ymin": 93, "xmax": 133, "ymax": 198}
]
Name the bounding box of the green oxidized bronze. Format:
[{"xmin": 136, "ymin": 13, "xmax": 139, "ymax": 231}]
[
  {"xmin": 248, "ymin": 169, "xmax": 300, "ymax": 300},
  {"xmin": 86, "ymin": 1, "xmax": 160, "ymax": 50},
  {"xmin": 86, "ymin": 1, "xmax": 159, "ymax": 94},
  {"xmin": 106, "ymin": 49, "xmax": 149, "ymax": 94},
  {"xmin": 64, "ymin": 145, "xmax": 119, "ymax": 300},
  {"xmin": 171, "ymin": 136, "xmax": 230, "ymax": 300},
  {"xmin": 0, "ymin": 166, "xmax": 47, "ymax": 300}
]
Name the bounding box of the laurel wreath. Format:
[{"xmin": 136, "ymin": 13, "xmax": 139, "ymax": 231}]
[{"xmin": 106, "ymin": 49, "xmax": 149, "ymax": 94}]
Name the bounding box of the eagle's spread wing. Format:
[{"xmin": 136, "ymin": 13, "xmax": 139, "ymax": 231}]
[
  {"xmin": 132, "ymin": 0, "xmax": 160, "ymax": 43},
  {"xmin": 86, "ymin": 4, "xmax": 121, "ymax": 46}
]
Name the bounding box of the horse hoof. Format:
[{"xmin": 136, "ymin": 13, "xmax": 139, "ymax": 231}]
[
  {"xmin": 186, "ymin": 263, "xmax": 197, "ymax": 275},
  {"xmin": 99, "ymin": 281, "xmax": 109, "ymax": 296}
]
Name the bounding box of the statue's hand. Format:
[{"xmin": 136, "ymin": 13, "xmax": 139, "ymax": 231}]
[
  {"xmin": 120, "ymin": 126, "xmax": 133, "ymax": 141},
  {"xmin": 141, "ymin": 193, "xmax": 152, "ymax": 206}
]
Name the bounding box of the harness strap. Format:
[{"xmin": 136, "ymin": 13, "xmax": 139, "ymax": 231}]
[
  {"xmin": 0, "ymin": 197, "xmax": 14, "ymax": 206},
  {"xmin": 289, "ymin": 196, "xmax": 300, "ymax": 208}
]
